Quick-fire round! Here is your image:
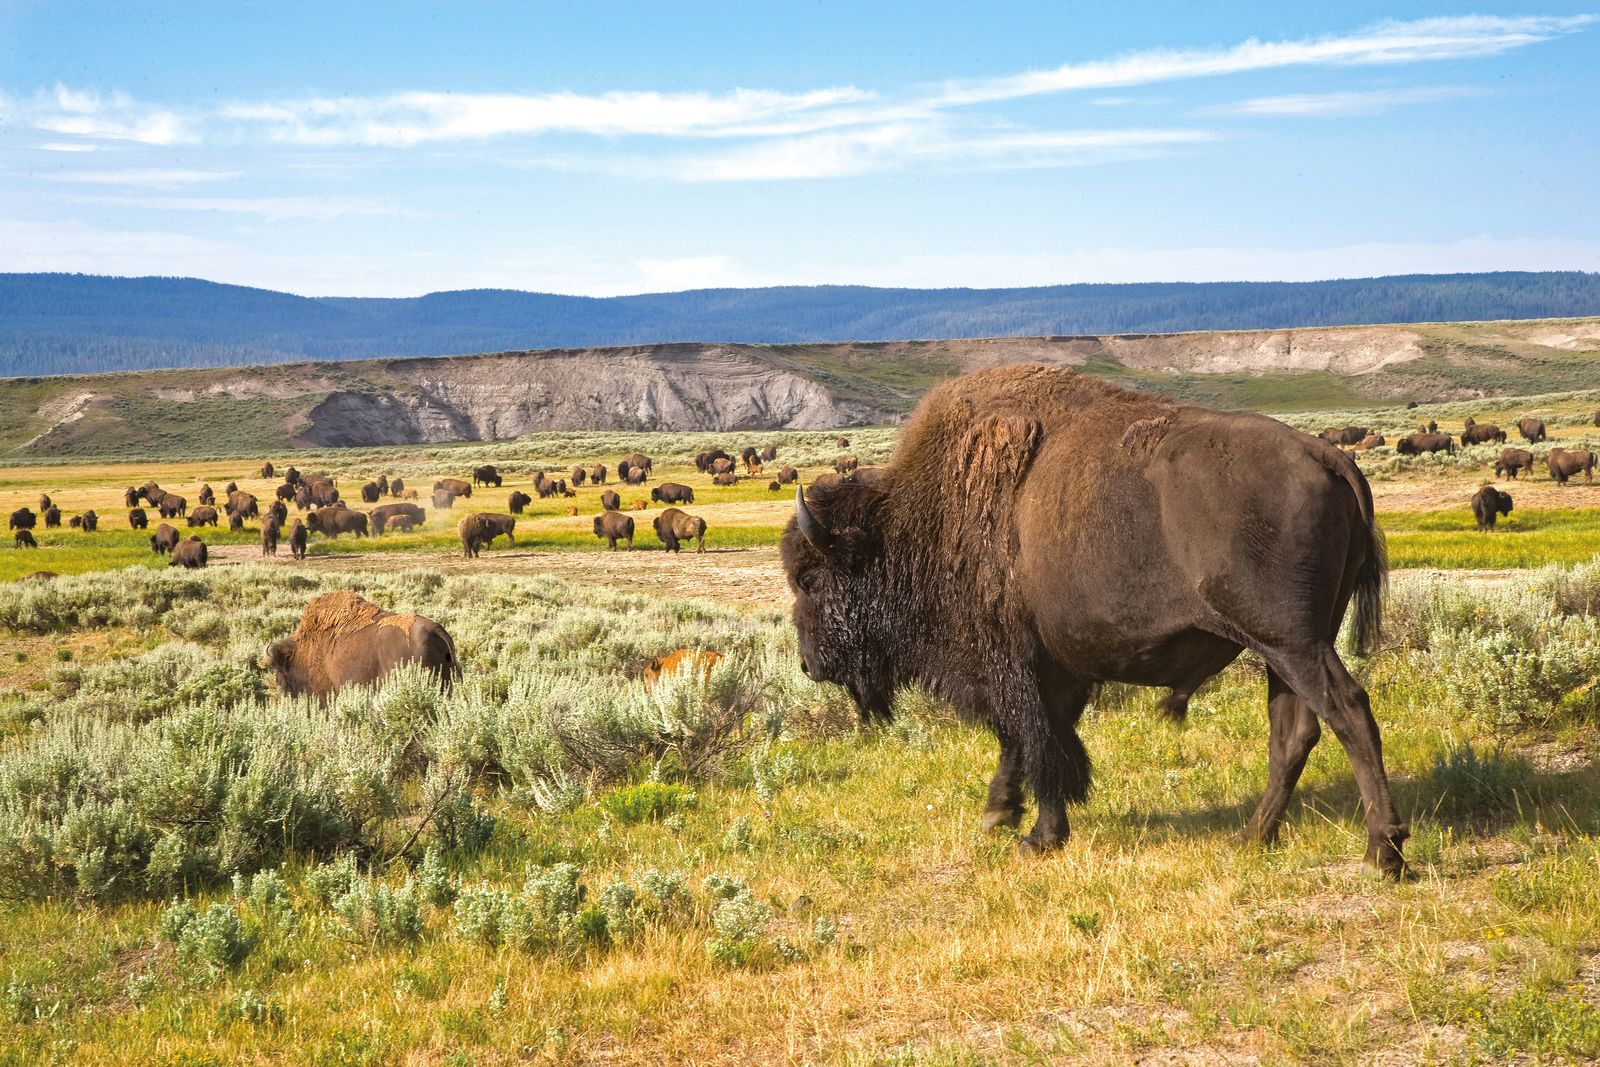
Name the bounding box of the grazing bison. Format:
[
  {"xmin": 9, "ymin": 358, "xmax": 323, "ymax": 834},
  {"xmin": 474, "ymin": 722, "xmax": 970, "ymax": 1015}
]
[
  {"xmin": 13, "ymin": 529, "xmax": 36, "ymax": 549},
  {"xmin": 260, "ymin": 462, "xmax": 275, "ymax": 479},
  {"xmin": 457, "ymin": 513, "xmax": 516, "ymax": 558},
  {"xmin": 1460, "ymin": 418, "xmax": 1506, "ymax": 446},
  {"xmin": 644, "ymin": 649, "xmax": 722, "ymax": 686},
  {"xmin": 159, "ymin": 495, "xmax": 188, "ymax": 519},
  {"xmin": 307, "ymin": 507, "xmax": 368, "ymax": 538},
  {"xmin": 1517, "ymin": 418, "xmax": 1547, "ymax": 443},
  {"xmin": 782, "ymin": 364, "xmax": 1407, "ymax": 877},
  {"xmin": 507, "ymin": 491, "xmax": 532, "ymax": 514},
  {"xmin": 435, "ymin": 478, "xmax": 472, "ymax": 498},
  {"xmin": 124, "ymin": 487, "xmax": 140, "ymax": 508},
  {"xmin": 42, "ymin": 506, "xmax": 61, "ymax": 528},
  {"xmin": 769, "ymin": 480, "xmax": 782, "ymax": 491},
  {"xmin": 370, "ymin": 503, "xmax": 425, "ymax": 535},
  {"xmin": 622, "ymin": 466, "xmax": 647, "ymax": 486},
  {"xmin": 741, "ymin": 446, "xmax": 759, "ymax": 466},
  {"xmin": 261, "ymin": 515, "xmax": 280, "ymax": 556},
  {"xmin": 590, "ymin": 464, "xmax": 607, "ymax": 485},
  {"xmin": 1495, "ymin": 448, "xmax": 1535, "ymax": 480},
  {"xmin": 710, "ymin": 457, "xmax": 735, "ymax": 475},
  {"xmin": 432, "ymin": 487, "xmax": 457, "ymax": 509},
  {"xmin": 834, "ymin": 455, "xmax": 859, "ymax": 475},
  {"xmin": 570, "ymin": 465, "xmax": 587, "ymax": 487},
  {"xmin": 620, "ymin": 453, "xmax": 653, "ymax": 477},
  {"xmin": 150, "ymin": 524, "xmax": 179, "ymax": 554},
  {"xmin": 472, "ymin": 465, "xmax": 502, "ymax": 488},
  {"xmin": 70, "ymin": 511, "xmax": 98, "ymax": 531},
  {"xmin": 390, "ymin": 476, "xmax": 405, "ymax": 496},
  {"xmin": 361, "ymin": 482, "xmax": 381, "ymax": 503},
  {"xmin": 9, "ymin": 508, "xmax": 36, "ymax": 531},
  {"xmin": 276, "ymin": 482, "xmax": 298, "ymax": 502},
  {"xmin": 776, "ymin": 465, "xmax": 799, "ymax": 485},
  {"xmin": 169, "ymin": 536, "xmax": 207, "ymax": 569},
  {"xmin": 265, "ymin": 590, "xmax": 458, "ymax": 700},
  {"xmin": 38, "ymin": 493, "xmax": 52, "ymax": 512},
  {"xmin": 1396, "ymin": 432, "xmax": 1455, "ymax": 456},
  {"xmin": 227, "ymin": 491, "xmax": 260, "ymax": 519},
  {"xmin": 128, "ymin": 507, "xmax": 149, "ymax": 530},
  {"xmin": 288, "ymin": 520, "xmax": 308, "ymax": 560},
  {"xmin": 652, "ymin": 482, "xmax": 695, "ymax": 505},
  {"xmin": 1471, "ymin": 486, "xmax": 1513, "ymax": 531},
  {"xmin": 187, "ymin": 505, "xmax": 219, "ymax": 527},
  {"xmin": 198, "ymin": 484, "xmax": 216, "ymax": 507},
  {"xmin": 594, "ymin": 511, "xmax": 634, "ymax": 550},
  {"xmin": 1548, "ymin": 447, "xmax": 1598, "ymax": 485},
  {"xmin": 653, "ymin": 507, "xmax": 707, "ymax": 553},
  {"xmin": 284, "ymin": 467, "xmax": 301, "ymax": 486},
  {"xmin": 762, "ymin": 444, "xmax": 778, "ymax": 462},
  {"xmin": 138, "ymin": 482, "xmax": 163, "ymax": 505},
  {"xmin": 1318, "ymin": 426, "xmax": 1368, "ymax": 447},
  {"xmin": 835, "ymin": 436, "xmax": 850, "ymax": 448},
  {"xmin": 308, "ymin": 483, "xmax": 339, "ymax": 508},
  {"xmin": 376, "ymin": 474, "xmax": 389, "ymax": 496},
  {"xmin": 600, "ymin": 490, "xmax": 621, "ymax": 511},
  {"xmin": 712, "ymin": 472, "xmax": 738, "ymax": 486},
  {"xmin": 695, "ymin": 450, "xmax": 732, "ymax": 473}
]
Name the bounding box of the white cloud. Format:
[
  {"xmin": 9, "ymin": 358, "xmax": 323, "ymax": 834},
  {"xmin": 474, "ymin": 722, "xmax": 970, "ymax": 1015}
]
[
  {"xmin": 933, "ymin": 15, "xmax": 1593, "ymax": 105},
  {"xmin": 55, "ymin": 194, "xmax": 418, "ymax": 220},
  {"xmin": 37, "ymin": 142, "xmax": 98, "ymax": 153},
  {"xmin": 1199, "ymin": 86, "xmax": 1483, "ymax": 118},
  {"xmin": 6, "ymin": 85, "xmax": 194, "ymax": 144},
  {"xmin": 54, "ymin": 169, "xmax": 238, "ymax": 188}
]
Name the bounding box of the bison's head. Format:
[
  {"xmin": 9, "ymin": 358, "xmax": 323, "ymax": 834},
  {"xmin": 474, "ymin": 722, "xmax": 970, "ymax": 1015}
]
[
  {"xmin": 782, "ymin": 483, "xmax": 894, "ymax": 723},
  {"xmin": 264, "ymin": 639, "xmax": 305, "ymax": 696}
]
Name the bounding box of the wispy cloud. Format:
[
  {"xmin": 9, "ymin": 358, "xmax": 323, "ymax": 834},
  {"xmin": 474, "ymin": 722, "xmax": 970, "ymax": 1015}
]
[
  {"xmin": 1199, "ymin": 86, "xmax": 1483, "ymax": 118},
  {"xmin": 54, "ymin": 168, "xmax": 238, "ymax": 188},
  {"xmin": 56, "ymin": 194, "xmax": 418, "ymax": 220},
  {"xmin": 37, "ymin": 141, "xmax": 98, "ymax": 153},
  {"xmin": 1, "ymin": 86, "xmax": 192, "ymax": 144}
]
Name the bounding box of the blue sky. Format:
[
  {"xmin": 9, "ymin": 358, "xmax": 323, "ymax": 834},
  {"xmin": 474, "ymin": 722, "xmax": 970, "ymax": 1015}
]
[{"xmin": 0, "ymin": 1, "xmax": 1595, "ymax": 296}]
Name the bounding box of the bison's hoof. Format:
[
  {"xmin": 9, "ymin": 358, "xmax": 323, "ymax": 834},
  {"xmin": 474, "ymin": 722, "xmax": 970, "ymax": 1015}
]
[
  {"xmin": 979, "ymin": 807, "xmax": 1022, "ymax": 832},
  {"xmin": 1364, "ymin": 841, "xmax": 1411, "ymax": 882},
  {"xmin": 1017, "ymin": 832, "xmax": 1064, "ymax": 855}
]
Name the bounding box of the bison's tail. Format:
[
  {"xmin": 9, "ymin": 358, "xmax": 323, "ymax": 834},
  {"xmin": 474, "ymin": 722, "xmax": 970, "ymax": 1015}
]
[{"xmin": 1341, "ymin": 459, "xmax": 1388, "ymax": 657}]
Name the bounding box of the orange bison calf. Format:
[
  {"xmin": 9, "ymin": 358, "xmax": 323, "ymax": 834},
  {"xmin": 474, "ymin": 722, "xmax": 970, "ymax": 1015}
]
[
  {"xmin": 643, "ymin": 649, "xmax": 722, "ymax": 687},
  {"xmin": 265, "ymin": 590, "xmax": 459, "ymax": 699}
]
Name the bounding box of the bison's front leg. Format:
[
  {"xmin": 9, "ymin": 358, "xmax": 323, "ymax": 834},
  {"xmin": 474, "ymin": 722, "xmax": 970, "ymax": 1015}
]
[
  {"xmin": 981, "ymin": 730, "xmax": 1025, "ymax": 831},
  {"xmin": 1015, "ymin": 675, "xmax": 1093, "ymax": 854}
]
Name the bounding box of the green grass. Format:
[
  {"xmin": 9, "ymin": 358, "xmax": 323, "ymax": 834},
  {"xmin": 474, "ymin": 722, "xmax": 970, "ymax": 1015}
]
[{"xmin": 1384, "ymin": 508, "xmax": 1600, "ymax": 569}]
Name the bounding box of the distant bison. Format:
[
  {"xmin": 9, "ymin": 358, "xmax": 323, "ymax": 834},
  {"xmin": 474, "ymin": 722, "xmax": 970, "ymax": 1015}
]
[
  {"xmin": 1517, "ymin": 418, "xmax": 1546, "ymax": 443},
  {"xmin": 169, "ymin": 536, "xmax": 207, "ymax": 569},
  {"xmin": 776, "ymin": 465, "xmax": 799, "ymax": 485},
  {"xmin": 600, "ymin": 490, "xmax": 621, "ymax": 511},
  {"xmin": 69, "ymin": 510, "xmax": 98, "ymax": 532},
  {"xmin": 159, "ymin": 495, "xmax": 188, "ymax": 518},
  {"xmin": 128, "ymin": 507, "xmax": 149, "ymax": 529},
  {"xmin": 283, "ymin": 467, "xmax": 301, "ymax": 486},
  {"xmin": 187, "ymin": 506, "xmax": 219, "ymax": 527},
  {"xmin": 260, "ymin": 462, "xmax": 275, "ymax": 479},
  {"xmin": 1396, "ymin": 432, "xmax": 1455, "ymax": 456},
  {"xmin": 712, "ymin": 472, "xmax": 738, "ymax": 486},
  {"xmin": 472, "ymin": 465, "xmax": 501, "ymax": 488},
  {"xmin": 307, "ymin": 507, "xmax": 369, "ymax": 538},
  {"xmin": 709, "ymin": 457, "xmax": 735, "ymax": 475},
  {"xmin": 261, "ymin": 515, "xmax": 280, "ymax": 556},
  {"xmin": 622, "ymin": 466, "xmax": 648, "ymax": 486},
  {"xmin": 620, "ymin": 453, "xmax": 653, "ymax": 477},
  {"xmin": 761, "ymin": 444, "xmax": 778, "ymax": 462},
  {"xmin": 265, "ymin": 590, "xmax": 458, "ymax": 700},
  {"xmin": 1460, "ymin": 419, "xmax": 1505, "ymax": 446},
  {"xmin": 741, "ymin": 447, "xmax": 759, "ymax": 466},
  {"xmin": 590, "ymin": 464, "xmax": 607, "ymax": 485},
  {"xmin": 435, "ymin": 478, "xmax": 472, "ymax": 498},
  {"xmin": 769, "ymin": 480, "xmax": 781, "ymax": 491},
  {"xmin": 150, "ymin": 524, "xmax": 180, "ymax": 554},
  {"xmin": 13, "ymin": 529, "xmax": 36, "ymax": 549},
  {"xmin": 457, "ymin": 513, "xmax": 516, "ymax": 558},
  {"xmin": 570, "ymin": 465, "xmax": 587, "ymax": 486},
  {"xmin": 390, "ymin": 476, "xmax": 405, "ymax": 496},
  {"xmin": 594, "ymin": 511, "xmax": 634, "ymax": 550},
  {"xmin": 1355, "ymin": 434, "xmax": 1386, "ymax": 450},
  {"xmin": 38, "ymin": 493, "xmax": 52, "ymax": 512},
  {"xmin": 507, "ymin": 491, "xmax": 532, "ymax": 514},
  {"xmin": 652, "ymin": 482, "xmax": 695, "ymax": 505},
  {"xmin": 276, "ymin": 482, "xmax": 298, "ymax": 502},
  {"xmin": 1548, "ymin": 447, "xmax": 1598, "ymax": 485},
  {"xmin": 1495, "ymin": 448, "xmax": 1535, "ymax": 480},
  {"xmin": 653, "ymin": 507, "xmax": 707, "ymax": 553},
  {"xmin": 361, "ymin": 482, "xmax": 381, "ymax": 503},
  {"xmin": 123, "ymin": 487, "xmax": 140, "ymax": 508},
  {"xmin": 225, "ymin": 491, "xmax": 259, "ymax": 519},
  {"xmin": 288, "ymin": 520, "xmax": 308, "ymax": 560},
  {"xmin": 42, "ymin": 506, "xmax": 61, "ymax": 528},
  {"xmin": 432, "ymin": 487, "xmax": 457, "ymax": 510},
  {"xmin": 308, "ymin": 483, "xmax": 339, "ymax": 508},
  {"xmin": 370, "ymin": 503, "xmax": 425, "ymax": 535},
  {"xmin": 1471, "ymin": 486, "xmax": 1513, "ymax": 531},
  {"xmin": 643, "ymin": 649, "xmax": 722, "ymax": 687},
  {"xmin": 198, "ymin": 484, "xmax": 215, "ymax": 507},
  {"xmin": 695, "ymin": 450, "xmax": 732, "ymax": 473},
  {"xmin": 835, "ymin": 435, "xmax": 850, "ymax": 448},
  {"xmin": 376, "ymin": 474, "xmax": 389, "ymax": 496},
  {"xmin": 1318, "ymin": 426, "xmax": 1368, "ymax": 446},
  {"xmin": 834, "ymin": 455, "xmax": 859, "ymax": 475}
]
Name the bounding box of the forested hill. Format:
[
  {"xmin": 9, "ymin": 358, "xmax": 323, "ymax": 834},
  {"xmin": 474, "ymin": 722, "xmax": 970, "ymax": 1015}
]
[{"xmin": 2, "ymin": 270, "xmax": 1598, "ymax": 377}]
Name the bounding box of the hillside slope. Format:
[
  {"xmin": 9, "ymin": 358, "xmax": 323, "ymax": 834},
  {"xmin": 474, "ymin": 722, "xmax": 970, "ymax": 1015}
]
[
  {"xmin": 3, "ymin": 317, "xmax": 1597, "ymax": 458},
  {"xmin": 2, "ymin": 271, "xmax": 1599, "ymax": 375}
]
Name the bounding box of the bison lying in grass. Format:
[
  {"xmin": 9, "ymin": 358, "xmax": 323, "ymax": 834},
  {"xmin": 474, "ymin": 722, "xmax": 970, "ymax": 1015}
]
[
  {"xmin": 265, "ymin": 590, "xmax": 458, "ymax": 699},
  {"xmin": 783, "ymin": 363, "xmax": 1408, "ymax": 878}
]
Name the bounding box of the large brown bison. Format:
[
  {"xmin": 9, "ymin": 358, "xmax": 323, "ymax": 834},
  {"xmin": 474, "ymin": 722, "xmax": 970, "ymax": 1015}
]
[
  {"xmin": 150, "ymin": 523, "xmax": 179, "ymax": 554},
  {"xmin": 740, "ymin": 446, "xmax": 760, "ymax": 466},
  {"xmin": 653, "ymin": 507, "xmax": 707, "ymax": 553},
  {"xmin": 600, "ymin": 490, "xmax": 621, "ymax": 511},
  {"xmin": 276, "ymin": 482, "xmax": 298, "ymax": 502},
  {"xmin": 265, "ymin": 590, "xmax": 458, "ymax": 699},
  {"xmin": 622, "ymin": 466, "xmax": 648, "ymax": 486},
  {"xmin": 782, "ymin": 365, "xmax": 1407, "ymax": 878},
  {"xmin": 435, "ymin": 478, "xmax": 472, "ymax": 498},
  {"xmin": 534, "ymin": 474, "xmax": 561, "ymax": 499},
  {"xmin": 695, "ymin": 450, "xmax": 732, "ymax": 473},
  {"xmin": 308, "ymin": 483, "xmax": 339, "ymax": 508},
  {"xmin": 762, "ymin": 444, "xmax": 778, "ymax": 462},
  {"xmin": 198, "ymin": 484, "xmax": 216, "ymax": 507},
  {"xmin": 38, "ymin": 493, "xmax": 52, "ymax": 512},
  {"xmin": 158, "ymin": 494, "xmax": 188, "ymax": 519},
  {"xmin": 288, "ymin": 520, "xmax": 308, "ymax": 560},
  {"xmin": 13, "ymin": 529, "xmax": 36, "ymax": 549},
  {"xmin": 1471, "ymin": 486, "xmax": 1513, "ymax": 531},
  {"xmin": 1548, "ymin": 447, "xmax": 1598, "ymax": 485},
  {"xmin": 1517, "ymin": 418, "xmax": 1546, "ymax": 443},
  {"xmin": 390, "ymin": 476, "xmax": 405, "ymax": 496},
  {"xmin": 376, "ymin": 474, "xmax": 389, "ymax": 496},
  {"xmin": 1495, "ymin": 448, "xmax": 1535, "ymax": 480},
  {"xmin": 284, "ymin": 466, "xmax": 301, "ymax": 486},
  {"xmin": 1318, "ymin": 426, "xmax": 1368, "ymax": 446},
  {"xmin": 652, "ymin": 482, "xmax": 695, "ymax": 505},
  {"xmin": 776, "ymin": 465, "xmax": 799, "ymax": 485},
  {"xmin": 620, "ymin": 453, "xmax": 653, "ymax": 477},
  {"xmin": 361, "ymin": 482, "xmax": 382, "ymax": 503},
  {"xmin": 590, "ymin": 464, "xmax": 607, "ymax": 485},
  {"xmin": 1460, "ymin": 418, "xmax": 1506, "ymax": 445},
  {"xmin": 261, "ymin": 515, "xmax": 280, "ymax": 556},
  {"xmin": 8, "ymin": 507, "xmax": 35, "ymax": 531},
  {"xmin": 187, "ymin": 506, "xmax": 219, "ymax": 527},
  {"xmin": 570, "ymin": 465, "xmax": 587, "ymax": 487},
  {"xmin": 594, "ymin": 511, "xmax": 634, "ymax": 550},
  {"xmin": 472, "ymin": 465, "xmax": 502, "ymax": 488},
  {"xmin": 128, "ymin": 507, "xmax": 149, "ymax": 530},
  {"xmin": 307, "ymin": 507, "xmax": 369, "ymax": 538},
  {"xmin": 507, "ymin": 491, "xmax": 532, "ymax": 514},
  {"xmin": 1396, "ymin": 432, "xmax": 1455, "ymax": 456},
  {"xmin": 370, "ymin": 503, "xmax": 425, "ymax": 534},
  {"xmin": 268, "ymin": 500, "xmax": 288, "ymax": 525},
  {"xmin": 457, "ymin": 513, "xmax": 515, "ymax": 558},
  {"xmin": 709, "ymin": 457, "xmax": 735, "ymax": 475},
  {"xmin": 169, "ymin": 536, "xmax": 207, "ymax": 569},
  {"xmin": 42, "ymin": 506, "xmax": 61, "ymax": 528}
]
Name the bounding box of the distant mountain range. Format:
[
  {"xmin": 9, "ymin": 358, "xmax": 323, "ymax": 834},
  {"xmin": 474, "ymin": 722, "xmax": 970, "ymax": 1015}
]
[{"xmin": 1, "ymin": 271, "xmax": 1598, "ymax": 377}]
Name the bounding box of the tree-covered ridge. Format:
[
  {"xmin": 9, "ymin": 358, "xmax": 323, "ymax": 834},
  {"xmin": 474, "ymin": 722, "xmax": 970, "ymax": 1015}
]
[{"xmin": 1, "ymin": 270, "xmax": 1598, "ymax": 377}]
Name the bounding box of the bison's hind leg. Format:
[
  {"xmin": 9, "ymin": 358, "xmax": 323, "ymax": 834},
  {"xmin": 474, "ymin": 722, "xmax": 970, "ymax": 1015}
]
[{"xmin": 981, "ymin": 730, "xmax": 1025, "ymax": 832}]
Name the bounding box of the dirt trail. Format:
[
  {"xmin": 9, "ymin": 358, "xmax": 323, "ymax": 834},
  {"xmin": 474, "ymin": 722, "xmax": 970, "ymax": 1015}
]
[{"xmin": 208, "ymin": 541, "xmax": 794, "ymax": 612}]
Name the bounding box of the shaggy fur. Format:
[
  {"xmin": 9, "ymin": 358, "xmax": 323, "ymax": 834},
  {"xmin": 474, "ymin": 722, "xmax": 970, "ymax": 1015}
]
[
  {"xmin": 169, "ymin": 536, "xmax": 206, "ymax": 568},
  {"xmin": 781, "ymin": 364, "xmax": 1405, "ymax": 876},
  {"xmin": 266, "ymin": 590, "xmax": 458, "ymax": 699},
  {"xmin": 1471, "ymin": 486, "xmax": 1513, "ymax": 531},
  {"xmin": 1548, "ymin": 447, "xmax": 1598, "ymax": 485},
  {"xmin": 307, "ymin": 507, "xmax": 368, "ymax": 538},
  {"xmin": 1517, "ymin": 418, "xmax": 1546, "ymax": 443},
  {"xmin": 653, "ymin": 507, "xmax": 707, "ymax": 553}
]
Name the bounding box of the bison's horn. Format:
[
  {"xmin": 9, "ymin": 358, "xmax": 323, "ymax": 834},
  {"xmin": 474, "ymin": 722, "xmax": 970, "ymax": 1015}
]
[{"xmin": 795, "ymin": 486, "xmax": 830, "ymax": 549}]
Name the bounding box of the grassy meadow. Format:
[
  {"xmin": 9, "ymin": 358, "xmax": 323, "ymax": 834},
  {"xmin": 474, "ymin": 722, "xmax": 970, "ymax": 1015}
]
[{"xmin": 0, "ymin": 396, "xmax": 1598, "ymax": 1064}]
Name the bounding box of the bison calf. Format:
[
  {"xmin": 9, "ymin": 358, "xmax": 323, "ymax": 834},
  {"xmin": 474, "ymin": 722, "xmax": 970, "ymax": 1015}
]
[
  {"xmin": 14, "ymin": 529, "xmax": 36, "ymax": 549},
  {"xmin": 266, "ymin": 590, "xmax": 458, "ymax": 700}
]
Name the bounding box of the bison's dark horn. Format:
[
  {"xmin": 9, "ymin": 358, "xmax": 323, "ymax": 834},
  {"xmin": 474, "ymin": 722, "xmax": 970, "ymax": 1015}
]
[{"xmin": 795, "ymin": 486, "xmax": 829, "ymax": 549}]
